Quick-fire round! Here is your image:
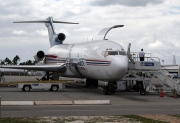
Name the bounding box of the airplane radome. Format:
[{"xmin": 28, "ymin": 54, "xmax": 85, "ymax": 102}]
[{"xmin": 1, "ymin": 17, "xmax": 128, "ymax": 92}]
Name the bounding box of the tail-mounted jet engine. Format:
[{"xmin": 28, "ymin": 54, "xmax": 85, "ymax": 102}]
[
  {"xmin": 55, "ymin": 33, "xmax": 66, "ymax": 42},
  {"xmin": 34, "ymin": 51, "xmax": 45, "ymax": 62}
]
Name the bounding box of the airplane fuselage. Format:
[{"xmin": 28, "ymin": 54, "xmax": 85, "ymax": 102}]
[{"xmin": 46, "ymin": 40, "xmax": 128, "ymax": 81}]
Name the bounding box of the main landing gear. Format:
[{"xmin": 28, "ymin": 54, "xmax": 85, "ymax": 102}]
[
  {"xmin": 86, "ymin": 78, "xmax": 98, "ymax": 87},
  {"xmin": 103, "ymin": 82, "xmax": 116, "ymax": 95}
]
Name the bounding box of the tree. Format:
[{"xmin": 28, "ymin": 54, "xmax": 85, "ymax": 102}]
[
  {"xmin": 27, "ymin": 60, "xmax": 35, "ymax": 65},
  {"xmin": 0, "ymin": 60, "xmax": 5, "ymax": 65},
  {"xmin": 19, "ymin": 60, "xmax": 35, "ymax": 65},
  {"xmin": 4, "ymin": 57, "xmax": 12, "ymax": 65},
  {"xmin": 12, "ymin": 55, "xmax": 20, "ymax": 65},
  {"xmin": 19, "ymin": 62, "xmax": 25, "ymax": 65}
]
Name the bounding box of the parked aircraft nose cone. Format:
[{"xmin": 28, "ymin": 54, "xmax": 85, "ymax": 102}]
[{"xmin": 111, "ymin": 56, "xmax": 128, "ymax": 79}]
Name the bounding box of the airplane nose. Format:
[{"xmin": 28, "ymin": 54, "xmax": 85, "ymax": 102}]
[{"xmin": 111, "ymin": 56, "xmax": 128, "ymax": 79}]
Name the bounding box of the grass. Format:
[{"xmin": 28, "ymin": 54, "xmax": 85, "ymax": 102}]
[
  {"xmin": 169, "ymin": 114, "xmax": 180, "ymax": 118},
  {"xmin": 0, "ymin": 117, "xmax": 40, "ymax": 123},
  {"xmin": 123, "ymin": 115, "xmax": 169, "ymax": 123}
]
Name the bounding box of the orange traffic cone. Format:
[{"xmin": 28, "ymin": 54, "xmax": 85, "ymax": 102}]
[{"xmin": 160, "ymin": 89, "xmax": 164, "ymax": 97}]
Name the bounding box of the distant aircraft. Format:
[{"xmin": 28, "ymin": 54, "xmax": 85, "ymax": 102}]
[{"xmin": 0, "ymin": 17, "xmax": 129, "ymax": 94}]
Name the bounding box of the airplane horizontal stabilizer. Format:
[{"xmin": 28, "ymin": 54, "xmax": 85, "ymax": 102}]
[{"xmin": 13, "ymin": 21, "xmax": 79, "ymax": 24}]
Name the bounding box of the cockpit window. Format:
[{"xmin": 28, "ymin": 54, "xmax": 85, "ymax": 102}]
[
  {"xmin": 101, "ymin": 51, "xmax": 126, "ymax": 57},
  {"xmin": 119, "ymin": 51, "xmax": 126, "ymax": 55},
  {"xmin": 108, "ymin": 51, "xmax": 119, "ymax": 55}
]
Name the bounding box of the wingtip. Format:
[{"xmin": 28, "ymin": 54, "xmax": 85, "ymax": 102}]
[{"xmin": 113, "ymin": 25, "xmax": 124, "ymax": 28}]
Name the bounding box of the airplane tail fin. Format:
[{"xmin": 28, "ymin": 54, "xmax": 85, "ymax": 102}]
[{"xmin": 13, "ymin": 17, "xmax": 79, "ymax": 47}]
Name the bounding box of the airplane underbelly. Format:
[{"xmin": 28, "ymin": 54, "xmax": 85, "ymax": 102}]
[
  {"xmin": 68, "ymin": 63, "xmax": 84, "ymax": 77},
  {"xmin": 85, "ymin": 66, "xmax": 112, "ymax": 80}
]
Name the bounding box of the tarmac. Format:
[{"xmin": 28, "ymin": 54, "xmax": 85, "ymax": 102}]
[
  {"xmin": 0, "ymin": 75, "xmax": 111, "ymax": 106},
  {"xmin": 1, "ymin": 75, "xmax": 180, "ymax": 117}
]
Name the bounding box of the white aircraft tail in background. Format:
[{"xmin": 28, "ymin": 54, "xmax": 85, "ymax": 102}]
[{"xmin": 14, "ymin": 17, "xmax": 79, "ymax": 47}]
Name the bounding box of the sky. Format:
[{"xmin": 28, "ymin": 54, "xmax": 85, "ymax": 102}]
[{"xmin": 0, "ymin": 0, "xmax": 180, "ymax": 65}]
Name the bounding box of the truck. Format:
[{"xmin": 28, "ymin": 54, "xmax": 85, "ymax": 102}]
[{"xmin": 17, "ymin": 82, "xmax": 65, "ymax": 92}]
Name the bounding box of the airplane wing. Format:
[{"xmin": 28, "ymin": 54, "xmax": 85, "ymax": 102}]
[{"xmin": 0, "ymin": 64, "xmax": 66, "ymax": 73}]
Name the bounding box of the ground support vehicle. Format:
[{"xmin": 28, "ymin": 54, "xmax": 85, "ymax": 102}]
[{"xmin": 17, "ymin": 82, "xmax": 65, "ymax": 92}]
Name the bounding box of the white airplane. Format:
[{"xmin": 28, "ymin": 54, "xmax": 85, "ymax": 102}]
[{"xmin": 1, "ymin": 17, "xmax": 129, "ymax": 94}]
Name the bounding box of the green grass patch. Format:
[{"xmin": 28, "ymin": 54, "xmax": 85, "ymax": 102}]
[
  {"xmin": 0, "ymin": 117, "xmax": 40, "ymax": 123},
  {"xmin": 122, "ymin": 115, "xmax": 169, "ymax": 123},
  {"xmin": 169, "ymin": 114, "xmax": 180, "ymax": 118}
]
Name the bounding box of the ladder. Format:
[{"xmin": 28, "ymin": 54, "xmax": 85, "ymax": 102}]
[
  {"xmin": 152, "ymin": 71, "xmax": 180, "ymax": 94},
  {"xmin": 123, "ymin": 60, "xmax": 180, "ymax": 95}
]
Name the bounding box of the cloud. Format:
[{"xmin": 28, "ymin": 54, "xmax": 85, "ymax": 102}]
[
  {"xmin": 0, "ymin": 0, "xmax": 180, "ymax": 65},
  {"xmin": 90, "ymin": 0, "xmax": 164, "ymax": 7},
  {"xmin": 12, "ymin": 30, "xmax": 28, "ymax": 36},
  {"xmin": 35, "ymin": 29, "xmax": 48, "ymax": 36},
  {"xmin": 12, "ymin": 29, "xmax": 48, "ymax": 37},
  {"xmin": 75, "ymin": 27, "xmax": 91, "ymax": 32},
  {"xmin": 148, "ymin": 40, "xmax": 164, "ymax": 49}
]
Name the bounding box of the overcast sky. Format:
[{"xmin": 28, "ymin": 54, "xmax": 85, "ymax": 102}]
[{"xmin": 0, "ymin": 0, "xmax": 180, "ymax": 65}]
